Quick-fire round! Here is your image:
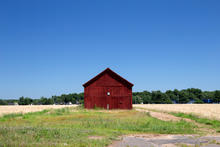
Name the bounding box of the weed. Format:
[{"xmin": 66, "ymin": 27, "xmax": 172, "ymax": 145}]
[
  {"xmin": 0, "ymin": 107, "xmax": 198, "ymax": 147},
  {"xmin": 171, "ymin": 112, "xmax": 220, "ymax": 130},
  {"xmin": 0, "ymin": 113, "xmax": 23, "ymax": 121}
]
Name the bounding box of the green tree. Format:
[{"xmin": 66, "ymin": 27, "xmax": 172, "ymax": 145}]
[
  {"xmin": 18, "ymin": 97, "xmax": 33, "ymax": 105},
  {"xmin": 178, "ymin": 91, "xmax": 190, "ymax": 103},
  {"xmin": 214, "ymin": 90, "xmax": 220, "ymax": 103},
  {"xmin": 18, "ymin": 96, "xmax": 25, "ymax": 105},
  {"xmin": 0, "ymin": 99, "xmax": 7, "ymax": 105},
  {"xmin": 132, "ymin": 95, "xmax": 142, "ymax": 104},
  {"xmin": 151, "ymin": 91, "xmax": 171, "ymax": 104}
]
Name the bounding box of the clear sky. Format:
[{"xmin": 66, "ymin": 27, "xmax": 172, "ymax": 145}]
[{"xmin": 0, "ymin": 0, "xmax": 220, "ymax": 99}]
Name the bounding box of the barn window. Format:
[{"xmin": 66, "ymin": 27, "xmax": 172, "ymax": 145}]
[{"xmin": 107, "ymin": 92, "xmax": 110, "ymax": 96}]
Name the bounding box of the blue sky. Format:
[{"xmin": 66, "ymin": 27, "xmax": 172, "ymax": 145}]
[{"xmin": 0, "ymin": 0, "xmax": 220, "ymax": 99}]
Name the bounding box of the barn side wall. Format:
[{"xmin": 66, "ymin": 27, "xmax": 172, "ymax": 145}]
[{"xmin": 84, "ymin": 73, "xmax": 132, "ymax": 109}]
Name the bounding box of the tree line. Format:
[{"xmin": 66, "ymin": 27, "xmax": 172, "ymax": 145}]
[
  {"xmin": 0, "ymin": 93, "xmax": 84, "ymax": 105},
  {"xmin": 0, "ymin": 88, "xmax": 220, "ymax": 105},
  {"xmin": 133, "ymin": 88, "xmax": 220, "ymax": 104}
]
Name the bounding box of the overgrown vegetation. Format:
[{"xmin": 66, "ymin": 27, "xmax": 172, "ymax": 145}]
[
  {"xmin": 171, "ymin": 112, "xmax": 220, "ymax": 131},
  {"xmin": 0, "ymin": 106, "xmax": 198, "ymax": 147}
]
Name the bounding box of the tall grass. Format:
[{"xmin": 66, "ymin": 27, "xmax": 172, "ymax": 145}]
[
  {"xmin": 0, "ymin": 109, "xmax": 49, "ymax": 121},
  {"xmin": 171, "ymin": 112, "xmax": 220, "ymax": 132},
  {"xmin": 0, "ymin": 107, "xmax": 198, "ymax": 147}
]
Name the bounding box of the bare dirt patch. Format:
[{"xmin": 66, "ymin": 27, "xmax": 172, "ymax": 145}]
[
  {"xmin": 136, "ymin": 108, "xmax": 189, "ymax": 122},
  {"xmin": 88, "ymin": 136, "xmax": 104, "ymax": 140},
  {"xmin": 109, "ymin": 134, "xmax": 220, "ymax": 147}
]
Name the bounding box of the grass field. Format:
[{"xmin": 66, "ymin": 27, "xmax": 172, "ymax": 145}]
[
  {"xmin": 134, "ymin": 104, "xmax": 220, "ymax": 120},
  {"xmin": 0, "ymin": 105, "xmax": 220, "ymax": 147},
  {"xmin": 0, "ymin": 106, "xmax": 199, "ymax": 147},
  {"xmin": 0, "ymin": 105, "xmax": 76, "ymax": 116}
]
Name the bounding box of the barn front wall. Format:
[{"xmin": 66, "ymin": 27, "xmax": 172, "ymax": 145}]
[{"xmin": 84, "ymin": 72, "xmax": 132, "ymax": 109}]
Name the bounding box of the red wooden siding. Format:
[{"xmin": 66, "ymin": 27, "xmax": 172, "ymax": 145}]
[{"xmin": 83, "ymin": 68, "xmax": 133, "ymax": 109}]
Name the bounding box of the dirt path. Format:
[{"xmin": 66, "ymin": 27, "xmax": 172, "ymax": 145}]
[
  {"xmin": 109, "ymin": 108, "xmax": 220, "ymax": 147},
  {"xmin": 136, "ymin": 108, "xmax": 188, "ymax": 122},
  {"xmin": 109, "ymin": 134, "xmax": 220, "ymax": 147},
  {"xmin": 136, "ymin": 108, "xmax": 217, "ymax": 135}
]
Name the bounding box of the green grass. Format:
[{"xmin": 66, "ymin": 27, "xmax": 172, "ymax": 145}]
[
  {"xmin": 0, "ymin": 107, "xmax": 198, "ymax": 147},
  {"xmin": 0, "ymin": 113, "xmax": 23, "ymax": 121},
  {"xmin": 171, "ymin": 112, "xmax": 220, "ymax": 131},
  {"xmin": 0, "ymin": 109, "xmax": 50, "ymax": 121}
]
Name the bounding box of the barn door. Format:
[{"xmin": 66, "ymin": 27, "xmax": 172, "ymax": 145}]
[
  {"xmin": 105, "ymin": 87, "xmax": 120, "ymax": 109},
  {"xmin": 105, "ymin": 87, "xmax": 111, "ymax": 109}
]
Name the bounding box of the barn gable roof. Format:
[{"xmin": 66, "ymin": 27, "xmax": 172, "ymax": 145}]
[{"xmin": 83, "ymin": 68, "xmax": 134, "ymax": 88}]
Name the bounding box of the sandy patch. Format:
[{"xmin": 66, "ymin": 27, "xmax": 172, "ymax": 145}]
[{"xmin": 88, "ymin": 136, "xmax": 104, "ymax": 140}]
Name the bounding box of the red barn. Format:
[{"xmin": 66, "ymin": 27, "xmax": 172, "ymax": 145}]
[{"xmin": 83, "ymin": 68, "xmax": 133, "ymax": 109}]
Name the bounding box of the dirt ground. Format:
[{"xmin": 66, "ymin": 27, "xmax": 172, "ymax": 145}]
[
  {"xmin": 109, "ymin": 134, "xmax": 220, "ymax": 147},
  {"xmin": 136, "ymin": 108, "xmax": 188, "ymax": 122},
  {"xmin": 136, "ymin": 108, "xmax": 218, "ymax": 135},
  {"xmin": 109, "ymin": 108, "xmax": 220, "ymax": 147}
]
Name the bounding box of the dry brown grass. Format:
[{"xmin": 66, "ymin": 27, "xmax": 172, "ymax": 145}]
[
  {"xmin": 0, "ymin": 105, "xmax": 77, "ymax": 116},
  {"xmin": 134, "ymin": 104, "xmax": 220, "ymax": 120}
]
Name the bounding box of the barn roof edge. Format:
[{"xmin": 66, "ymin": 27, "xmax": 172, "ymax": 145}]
[{"xmin": 83, "ymin": 68, "xmax": 134, "ymax": 88}]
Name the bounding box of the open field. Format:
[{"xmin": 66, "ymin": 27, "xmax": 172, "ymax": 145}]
[
  {"xmin": 0, "ymin": 105, "xmax": 220, "ymax": 146},
  {"xmin": 134, "ymin": 104, "xmax": 220, "ymax": 120},
  {"xmin": 0, "ymin": 106, "xmax": 199, "ymax": 147},
  {"xmin": 0, "ymin": 105, "xmax": 76, "ymax": 116}
]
